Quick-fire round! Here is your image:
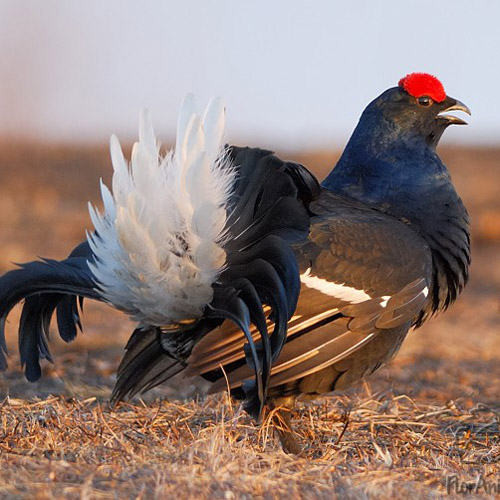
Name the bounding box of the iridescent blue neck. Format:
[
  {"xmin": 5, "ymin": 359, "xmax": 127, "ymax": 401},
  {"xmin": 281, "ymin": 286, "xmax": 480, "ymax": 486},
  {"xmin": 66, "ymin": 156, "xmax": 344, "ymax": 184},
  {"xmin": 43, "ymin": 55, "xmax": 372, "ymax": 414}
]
[{"xmin": 322, "ymin": 107, "xmax": 451, "ymax": 216}]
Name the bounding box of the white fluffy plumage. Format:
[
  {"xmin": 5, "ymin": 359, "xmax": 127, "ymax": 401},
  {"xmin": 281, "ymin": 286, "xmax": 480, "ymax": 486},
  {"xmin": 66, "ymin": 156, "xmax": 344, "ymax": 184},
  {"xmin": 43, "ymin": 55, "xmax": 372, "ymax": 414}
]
[{"xmin": 87, "ymin": 96, "xmax": 235, "ymax": 326}]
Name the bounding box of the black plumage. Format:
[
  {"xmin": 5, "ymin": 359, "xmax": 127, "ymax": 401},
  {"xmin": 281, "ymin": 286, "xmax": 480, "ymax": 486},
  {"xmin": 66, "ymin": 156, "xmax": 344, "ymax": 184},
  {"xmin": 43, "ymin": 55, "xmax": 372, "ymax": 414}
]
[{"xmin": 0, "ymin": 74, "xmax": 471, "ymax": 448}]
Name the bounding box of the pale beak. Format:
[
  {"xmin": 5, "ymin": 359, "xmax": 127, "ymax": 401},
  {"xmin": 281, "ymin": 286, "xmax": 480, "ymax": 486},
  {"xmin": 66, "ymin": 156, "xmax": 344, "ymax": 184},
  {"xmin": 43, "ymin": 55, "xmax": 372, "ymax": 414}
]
[{"xmin": 437, "ymin": 98, "xmax": 471, "ymax": 125}]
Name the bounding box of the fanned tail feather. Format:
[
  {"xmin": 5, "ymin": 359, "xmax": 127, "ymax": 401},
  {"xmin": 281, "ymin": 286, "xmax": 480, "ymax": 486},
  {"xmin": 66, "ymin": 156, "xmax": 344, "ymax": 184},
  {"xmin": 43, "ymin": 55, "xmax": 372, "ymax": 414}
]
[
  {"xmin": 87, "ymin": 97, "xmax": 235, "ymax": 326},
  {"xmin": 89, "ymin": 101, "xmax": 319, "ymax": 417}
]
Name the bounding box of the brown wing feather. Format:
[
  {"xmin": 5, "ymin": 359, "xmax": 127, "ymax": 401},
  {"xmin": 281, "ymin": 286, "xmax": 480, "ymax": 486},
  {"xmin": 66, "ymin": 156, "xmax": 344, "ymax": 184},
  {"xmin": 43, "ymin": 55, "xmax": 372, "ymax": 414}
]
[
  {"xmin": 186, "ymin": 286, "xmax": 336, "ymax": 375},
  {"xmin": 188, "ymin": 193, "xmax": 434, "ymax": 397},
  {"xmin": 206, "ymin": 275, "xmax": 426, "ymax": 393}
]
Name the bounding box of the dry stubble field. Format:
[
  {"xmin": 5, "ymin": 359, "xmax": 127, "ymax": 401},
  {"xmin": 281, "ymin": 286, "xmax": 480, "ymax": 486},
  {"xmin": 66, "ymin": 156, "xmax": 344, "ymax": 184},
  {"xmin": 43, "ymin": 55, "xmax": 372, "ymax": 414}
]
[{"xmin": 0, "ymin": 142, "xmax": 499, "ymax": 499}]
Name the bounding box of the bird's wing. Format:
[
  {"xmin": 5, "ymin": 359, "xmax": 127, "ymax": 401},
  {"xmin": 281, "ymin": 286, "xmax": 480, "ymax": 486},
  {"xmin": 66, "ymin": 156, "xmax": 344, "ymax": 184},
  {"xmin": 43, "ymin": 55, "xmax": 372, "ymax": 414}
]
[{"xmin": 187, "ymin": 189, "xmax": 433, "ymax": 393}]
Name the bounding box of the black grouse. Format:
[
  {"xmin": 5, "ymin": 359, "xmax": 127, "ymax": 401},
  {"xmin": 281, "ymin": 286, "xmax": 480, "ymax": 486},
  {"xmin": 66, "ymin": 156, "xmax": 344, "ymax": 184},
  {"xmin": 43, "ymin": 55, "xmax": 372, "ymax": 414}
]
[{"xmin": 0, "ymin": 73, "xmax": 470, "ymax": 450}]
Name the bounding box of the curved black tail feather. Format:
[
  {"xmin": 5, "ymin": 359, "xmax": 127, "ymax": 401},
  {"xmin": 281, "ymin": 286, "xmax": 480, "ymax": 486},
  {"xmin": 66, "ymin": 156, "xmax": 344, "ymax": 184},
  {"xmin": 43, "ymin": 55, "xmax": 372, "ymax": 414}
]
[{"xmin": 0, "ymin": 254, "xmax": 100, "ymax": 376}]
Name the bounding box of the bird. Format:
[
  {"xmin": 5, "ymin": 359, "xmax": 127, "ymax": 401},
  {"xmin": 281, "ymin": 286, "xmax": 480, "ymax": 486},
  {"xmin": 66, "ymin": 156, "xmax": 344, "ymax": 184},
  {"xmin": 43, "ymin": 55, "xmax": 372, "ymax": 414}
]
[{"xmin": 0, "ymin": 73, "xmax": 470, "ymax": 452}]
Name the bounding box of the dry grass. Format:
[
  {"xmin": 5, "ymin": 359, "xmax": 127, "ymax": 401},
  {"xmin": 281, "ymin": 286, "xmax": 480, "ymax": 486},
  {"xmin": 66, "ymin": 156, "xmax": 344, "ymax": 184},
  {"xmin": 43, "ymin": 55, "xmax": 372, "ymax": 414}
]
[
  {"xmin": 0, "ymin": 390, "xmax": 499, "ymax": 499},
  {"xmin": 0, "ymin": 143, "xmax": 499, "ymax": 498},
  {"xmin": 0, "ymin": 391, "xmax": 493, "ymax": 498}
]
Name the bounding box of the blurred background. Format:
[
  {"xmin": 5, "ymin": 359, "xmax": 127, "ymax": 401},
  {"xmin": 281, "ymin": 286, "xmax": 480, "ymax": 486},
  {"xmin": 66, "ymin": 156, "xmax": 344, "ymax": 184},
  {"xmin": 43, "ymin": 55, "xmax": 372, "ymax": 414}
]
[
  {"xmin": 0, "ymin": 1, "xmax": 499, "ymax": 402},
  {"xmin": 1, "ymin": 0, "xmax": 500, "ymax": 147}
]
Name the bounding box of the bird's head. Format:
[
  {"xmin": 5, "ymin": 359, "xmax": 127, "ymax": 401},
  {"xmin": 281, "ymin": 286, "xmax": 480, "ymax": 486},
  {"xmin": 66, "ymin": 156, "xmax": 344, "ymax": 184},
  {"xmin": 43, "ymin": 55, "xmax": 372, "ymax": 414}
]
[
  {"xmin": 323, "ymin": 72, "xmax": 471, "ymax": 202},
  {"xmin": 364, "ymin": 72, "xmax": 471, "ymax": 148}
]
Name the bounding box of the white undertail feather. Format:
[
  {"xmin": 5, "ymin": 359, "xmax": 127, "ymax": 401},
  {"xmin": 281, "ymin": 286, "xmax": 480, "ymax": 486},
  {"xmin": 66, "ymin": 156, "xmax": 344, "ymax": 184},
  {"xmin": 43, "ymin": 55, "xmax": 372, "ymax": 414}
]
[{"xmin": 87, "ymin": 96, "xmax": 235, "ymax": 326}]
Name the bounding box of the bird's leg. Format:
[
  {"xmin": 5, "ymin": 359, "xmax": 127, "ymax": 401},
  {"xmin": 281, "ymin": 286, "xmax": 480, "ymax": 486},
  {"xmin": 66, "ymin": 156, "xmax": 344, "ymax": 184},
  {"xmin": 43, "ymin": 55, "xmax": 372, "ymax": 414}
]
[{"xmin": 268, "ymin": 396, "xmax": 303, "ymax": 455}]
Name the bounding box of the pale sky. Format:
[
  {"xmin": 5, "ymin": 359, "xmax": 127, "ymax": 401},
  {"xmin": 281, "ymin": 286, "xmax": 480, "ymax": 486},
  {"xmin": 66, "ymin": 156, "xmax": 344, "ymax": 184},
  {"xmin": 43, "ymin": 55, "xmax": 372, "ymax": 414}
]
[{"xmin": 0, "ymin": 0, "xmax": 499, "ymax": 149}]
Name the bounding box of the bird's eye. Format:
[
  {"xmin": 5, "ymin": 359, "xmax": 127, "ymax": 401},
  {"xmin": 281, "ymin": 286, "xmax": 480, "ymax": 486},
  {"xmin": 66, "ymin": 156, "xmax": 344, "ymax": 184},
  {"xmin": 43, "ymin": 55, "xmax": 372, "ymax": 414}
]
[{"xmin": 417, "ymin": 96, "xmax": 432, "ymax": 107}]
